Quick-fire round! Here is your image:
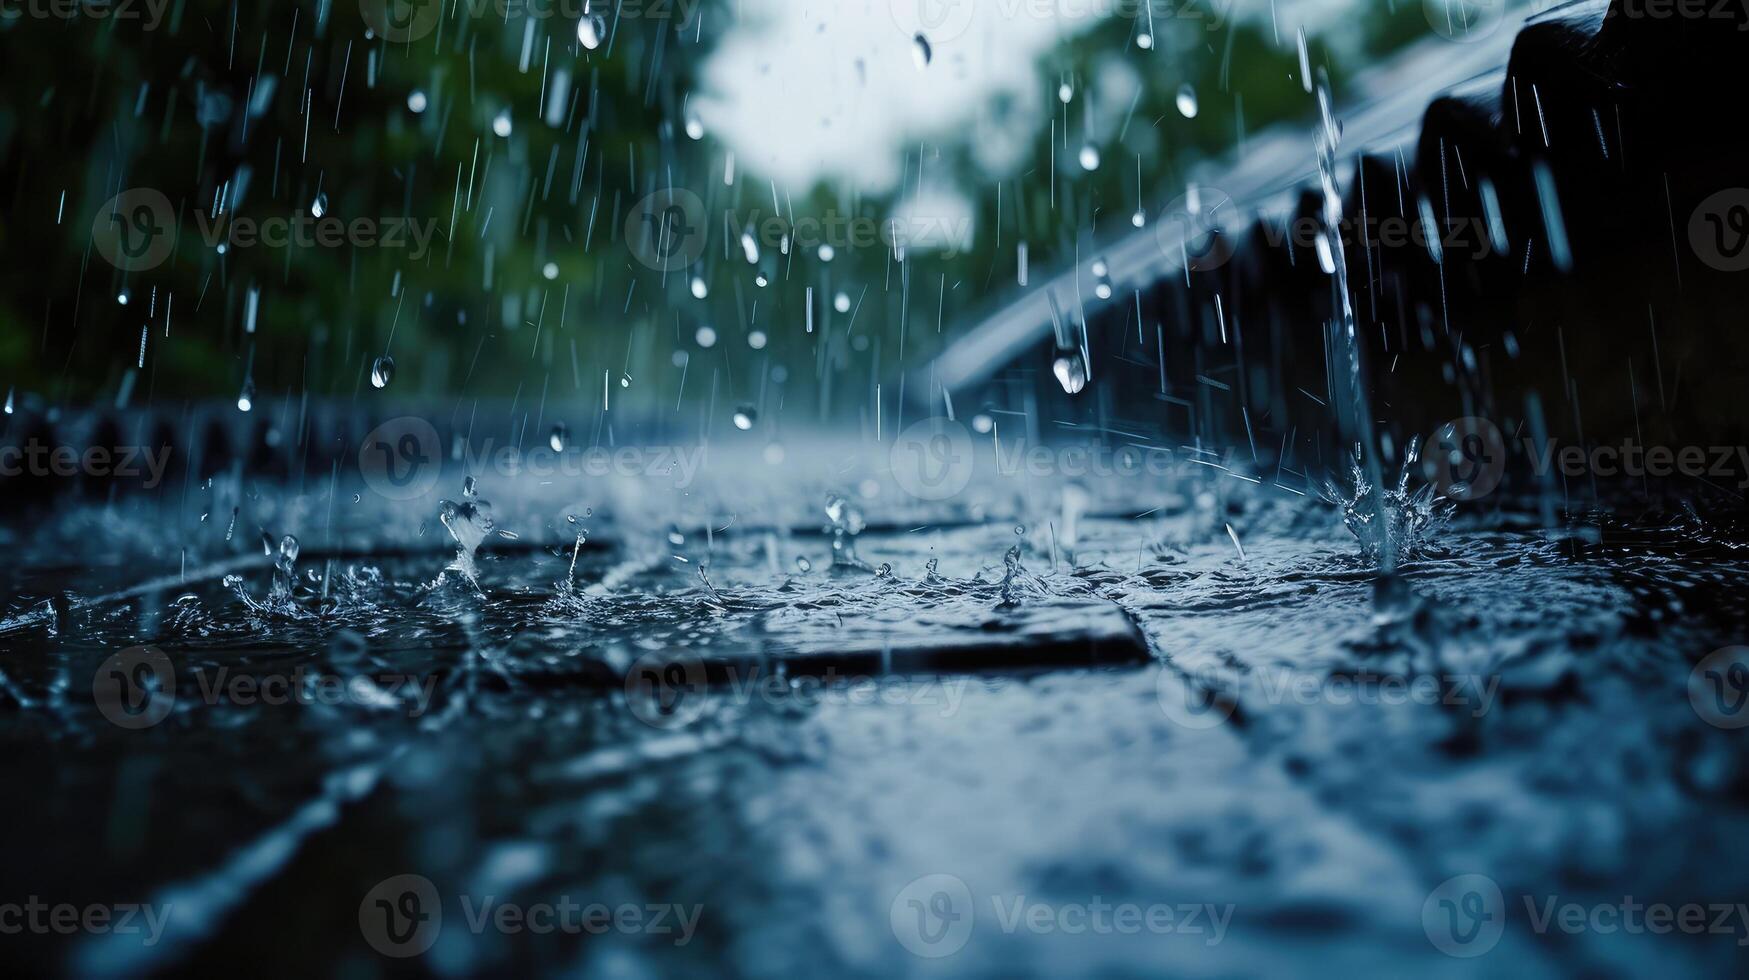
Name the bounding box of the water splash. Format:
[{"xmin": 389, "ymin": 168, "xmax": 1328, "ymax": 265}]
[
  {"xmin": 439, "ymin": 483, "xmax": 496, "ymax": 587},
  {"xmin": 824, "ymin": 493, "xmax": 872, "ymax": 572},
  {"xmin": 1323, "ymin": 439, "xmax": 1453, "ymax": 568}
]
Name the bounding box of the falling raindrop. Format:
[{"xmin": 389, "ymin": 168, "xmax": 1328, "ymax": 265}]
[
  {"xmin": 818, "ymin": 244, "xmax": 835, "ymax": 262},
  {"xmin": 462, "ymin": 475, "xmax": 478, "ymax": 497},
  {"xmin": 1131, "ymin": 208, "xmax": 1146, "ymax": 228},
  {"xmin": 1175, "ymin": 84, "xmax": 1199, "ymax": 119},
  {"xmin": 311, "ymin": 192, "xmax": 328, "ymax": 218},
  {"xmin": 695, "ymin": 325, "xmax": 717, "ymax": 348},
  {"xmin": 2, "ymin": 388, "xmax": 12, "ymax": 415},
  {"xmin": 542, "ymin": 262, "xmax": 559, "ymax": 280},
  {"xmin": 578, "ymin": 13, "xmax": 605, "ymax": 50},
  {"xmin": 972, "ymin": 414, "xmax": 993, "ymax": 434},
  {"xmin": 1058, "ymin": 81, "xmax": 1073, "ymax": 103},
  {"xmin": 492, "ymin": 109, "xmax": 512, "ymax": 138},
  {"xmin": 733, "ymin": 404, "xmax": 757, "ymax": 430},
  {"xmin": 237, "ymin": 378, "xmax": 255, "ymax": 413},
  {"xmin": 912, "ymin": 32, "xmax": 932, "ymax": 70},
  {"xmin": 407, "ymin": 90, "xmax": 428, "ymax": 113},
  {"xmin": 1137, "ymin": 33, "xmax": 1154, "ymax": 50},
  {"xmin": 1078, "ymin": 142, "xmax": 1100, "ymax": 171},
  {"xmin": 690, "ymin": 275, "xmax": 709, "ymax": 299},
  {"xmin": 1052, "ymin": 353, "xmax": 1088, "ymax": 395},
  {"xmin": 754, "ymin": 273, "xmax": 769, "ymax": 288},
  {"xmin": 548, "ymin": 422, "xmax": 568, "ymax": 452},
  {"xmin": 795, "ymin": 556, "xmax": 812, "ymax": 573},
  {"xmin": 619, "ymin": 373, "xmax": 631, "ymax": 388},
  {"xmin": 833, "ymin": 291, "xmax": 850, "ymax": 313},
  {"xmin": 371, "ymin": 355, "xmax": 396, "ymax": 389},
  {"xmin": 748, "ymin": 330, "xmax": 768, "ymax": 350},
  {"xmin": 117, "ymin": 289, "xmax": 130, "ymax": 306},
  {"xmin": 739, "ymin": 229, "xmax": 760, "ymax": 264},
  {"xmin": 684, "ymin": 112, "xmax": 704, "ymax": 141}
]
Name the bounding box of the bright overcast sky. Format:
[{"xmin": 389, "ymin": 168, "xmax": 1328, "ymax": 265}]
[{"xmin": 696, "ymin": 0, "xmax": 1109, "ymax": 195}]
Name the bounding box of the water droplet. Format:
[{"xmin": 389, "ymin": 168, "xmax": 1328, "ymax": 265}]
[
  {"xmin": 1131, "ymin": 208, "xmax": 1146, "ymax": 228},
  {"xmin": 1137, "ymin": 33, "xmax": 1154, "ymax": 50},
  {"xmin": 972, "ymin": 414, "xmax": 993, "ymax": 434},
  {"xmin": 1058, "ymin": 81, "xmax": 1073, "ymax": 103},
  {"xmin": 833, "ymin": 291, "xmax": 850, "ymax": 313},
  {"xmin": 407, "ymin": 90, "xmax": 428, "ymax": 113},
  {"xmin": 690, "ymin": 275, "xmax": 708, "ymax": 299},
  {"xmin": 732, "ymin": 404, "xmax": 757, "ymax": 430},
  {"xmin": 1052, "ymin": 353, "xmax": 1088, "ymax": 395},
  {"xmin": 548, "ymin": 421, "xmax": 569, "ymax": 452},
  {"xmin": 912, "ymin": 32, "xmax": 932, "ymax": 70},
  {"xmin": 684, "ymin": 112, "xmax": 704, "ymax": 141},
  {"xmin": 117, "ymin": 290, "xmax": 130, "ymax": 306},
  {"xmin": 311, "ymin": 192, "xmax": 328, "ymax": 218},
  {"xmin": 795, "ymin": 556, "xmax": 812, "ymax": 573},
  {"xmin": 817, "ymin": 244, "xmax": 835, "ymax": 262},
  {"xmin": 3, "ymin": 388, "xmax": 12, "ymax": 415},
  {"xmin": 739, "ymin": 229, "xmax": 760, "ymax": 264},
  {"xmin": 1078, "ymin": 142, "xmax": 1100, "ymax": 171},
  {"xmin": 748, "ymin": 330, "xmax": 767, "ymax": 350},
  {"xmin": 370, "ymin": 355, "xmax": 395, "ymax": 389},
  {"xmin": 1176, "ymin": 84, "xmax": 1199, "ymax": 119},
  {"xmin": 578, "ymin": 13, "xmax": 605, "ymax": 50},
  {"xmin": 619, "ymin": 373, "xmax": 631, "ymax": 388},
  {"xmin": 543, "ymin": 262, "xmax": 560, "ymax": 280},
  {"xmin": 237, "ymin": 379, "xmax": 255, "ymax": 413},
  {"xmin": 695, "ymin": 325, "xmax": 717, "ymax": 348},
  {"xmin": 462, "ymin": 475, "xmax": 478, "ymax": 497},
  {"xmin": 668, "ymin": 525, "xmax": 686, "ymax": 546},
  {"xmin": 754, "ymin": 273, "xmax": 769, "ymax": 288},
  {"xmin": 492, "ymin": 108, "xmax": 513, "ymax": 138}
]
